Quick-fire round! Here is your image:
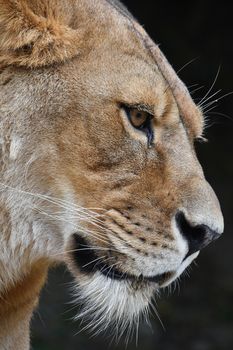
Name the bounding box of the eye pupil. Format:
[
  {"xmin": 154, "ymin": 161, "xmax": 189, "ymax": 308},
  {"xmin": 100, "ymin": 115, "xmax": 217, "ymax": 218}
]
[
  {"xmin": 122, "ymin": 105, "xmax": 154, "ymax": 147},
  {"xmin": 131, "ymin": 110, "xmax": 147, "ymax": 128}
]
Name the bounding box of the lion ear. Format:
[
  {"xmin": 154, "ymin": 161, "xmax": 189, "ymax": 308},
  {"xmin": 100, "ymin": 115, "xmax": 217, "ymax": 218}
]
[{"xmin": 0, "ymin": 0, "xmax": 83, "ymax": 67}]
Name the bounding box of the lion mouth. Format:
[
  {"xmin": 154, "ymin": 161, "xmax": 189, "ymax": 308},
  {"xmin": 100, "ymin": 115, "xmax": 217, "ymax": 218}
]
[
  {"xmin": 70, "ymin": 234, "xmax": 199, "ymax": 333},
  {"xmin": 71, "ymin": 234, "xmax": 173, "ymax": 285}
]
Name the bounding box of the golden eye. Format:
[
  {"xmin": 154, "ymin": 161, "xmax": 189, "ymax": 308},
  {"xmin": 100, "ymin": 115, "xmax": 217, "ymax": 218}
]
[
  {"xmin": 122, "ymin": 105, "xmax": 154, "ymax": 147},
  {"xmin": 128, "ymin": 109, "xmax": 149, "ymax": 128}
]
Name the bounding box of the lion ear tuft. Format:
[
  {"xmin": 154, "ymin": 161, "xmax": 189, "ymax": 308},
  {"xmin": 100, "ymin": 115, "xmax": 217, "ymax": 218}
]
[{"xmin": 0, "ymin": 0, "xmax": 83, "ymax": 67}]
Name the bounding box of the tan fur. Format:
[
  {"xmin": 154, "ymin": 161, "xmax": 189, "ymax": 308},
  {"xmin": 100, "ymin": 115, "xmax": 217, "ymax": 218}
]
[
  {"xmin": 0, "ymin": 0, "xmax": 86, "ymax": 67},
  {"xmin": 0, "ymin": 0, "xmax": 223, "ymax": 349},
  {"xmin": 0, "ymin": 261, "xmax": 48, "ymax": 349}
]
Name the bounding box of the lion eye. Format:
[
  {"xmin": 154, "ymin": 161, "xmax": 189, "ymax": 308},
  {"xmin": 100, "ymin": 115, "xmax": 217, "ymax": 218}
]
[{"xmin": 123, "ymin": 106, "xmax": 154, "ymax": 146}]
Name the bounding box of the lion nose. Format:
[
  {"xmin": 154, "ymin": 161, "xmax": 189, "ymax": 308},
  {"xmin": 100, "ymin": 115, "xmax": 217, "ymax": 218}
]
[{"xmin": 175, "ymin": 211, "xmax": 222, "ymax": 258}]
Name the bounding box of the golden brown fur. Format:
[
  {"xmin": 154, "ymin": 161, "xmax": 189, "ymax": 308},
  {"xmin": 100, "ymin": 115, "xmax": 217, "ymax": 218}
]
[
  {"xmin": 0, "ymin": 261, "xmax": 48, "ymax": 349},
  {"xmin": 0, "ymin": 0, "xmax": 223, "ymax": 349},
  {"xmin": 0, "ymin": 0, "xmax": 85, "ymax": 67}
]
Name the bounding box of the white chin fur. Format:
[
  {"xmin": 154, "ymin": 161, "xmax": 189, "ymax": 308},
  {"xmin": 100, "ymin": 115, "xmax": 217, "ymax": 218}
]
[
  {"xmin": 72, "ymin": 271, "xmax": 156, "ymax": 337},
  {"xmin": 72, "ymin": 252, "xmax": 199, "ymax": 337}
]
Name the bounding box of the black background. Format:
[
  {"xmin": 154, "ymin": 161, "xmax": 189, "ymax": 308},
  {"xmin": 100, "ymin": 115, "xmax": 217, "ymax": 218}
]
[{"xmin": 32, "ymin": 1, "xmax": 233, "ymax": 349}]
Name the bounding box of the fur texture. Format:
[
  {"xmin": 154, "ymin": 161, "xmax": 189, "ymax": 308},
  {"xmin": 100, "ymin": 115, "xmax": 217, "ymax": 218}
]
[
  {"xmin": 0, "ymin": 0, "xmax": 223, "ymax": 349},
  {"xmin": 0, "ymin": 0, "xmax": 86, "ymax": 67}
]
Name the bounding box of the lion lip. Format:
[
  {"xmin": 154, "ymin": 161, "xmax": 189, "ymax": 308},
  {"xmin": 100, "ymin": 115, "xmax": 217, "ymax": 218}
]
[
  {"xmin": 99, "ymin": 267, "xmax": 173, "ymax": 284},
  {"xmin": 71, "ymin": 234, "xmax": 173, "ymax": 284},
  {"xmin": 160, "ymin": 251, "xmax": 199, "ymax": 288}
]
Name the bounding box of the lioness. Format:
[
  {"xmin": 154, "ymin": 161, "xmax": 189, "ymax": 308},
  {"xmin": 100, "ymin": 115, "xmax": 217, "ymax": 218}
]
[{"xmin": 0, "ymin": 0, "xmax": 224, "ymax": 349}]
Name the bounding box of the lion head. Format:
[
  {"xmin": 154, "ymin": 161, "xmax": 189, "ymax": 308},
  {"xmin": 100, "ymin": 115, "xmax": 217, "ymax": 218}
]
[{"xmin": 0, "ymin": 0, "xmax": 223, "ymax": 340}]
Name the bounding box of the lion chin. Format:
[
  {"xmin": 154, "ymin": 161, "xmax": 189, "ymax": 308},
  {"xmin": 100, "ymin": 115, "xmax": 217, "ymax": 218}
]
[
  {"xmin": 68, "ymin": 233, "xmax": 199, "ymax": 336},
  {"xmin": 73, "ymin": 273, "xmax": 155, "ymax": 337}
]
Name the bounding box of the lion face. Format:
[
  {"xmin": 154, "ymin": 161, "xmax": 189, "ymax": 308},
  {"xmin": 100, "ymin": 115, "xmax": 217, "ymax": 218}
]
[
  {"xmin": 23, "ymin": 36, "xmax": 222, "ymax": 332},
  {"xmin": 60, "ymin": 46, "xmax": 223, "ymax": 330},
  {"xmin": 0, "ymin": 0, "xmax": 223, "ymax": 336}
]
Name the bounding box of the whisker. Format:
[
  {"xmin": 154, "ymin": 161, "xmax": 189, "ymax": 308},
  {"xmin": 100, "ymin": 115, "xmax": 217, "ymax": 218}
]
[
  {"xmin": 203, "ymin": 105, "xmax": 219, "ymax": 115},
  {"xmin": 105, "ymin": 261, "xmax": 121, "ymax": 279},
  {"xmin": 199, "ymin": 89, "xmax": 221, "ymax": 108},
  {"xmin": 34, "ymin": 208, "xmax": 110, "ymax": 245},
  {"xmin": 190, "ymin": 85, "xmax": 204, "ymax": 95},
  {"xmin": 33, "ymin": 205, "xmax": 127, "ymax": 245},
  {"xmin": 35, "ymin": 207, "xmax": 106, "ymax": 230},
  {"xmin": 51, "ymin": 246, "xmax": 121, "ymax": 259},
  {"xmin": 81, "ymin": 255, "xmax": 106, "ymax": 269},
  {"xmin": 99, "ymin": 261, "xmax": 119, "ymax": 276},
  {"xmin": 0, "ymin": 183, "xmax": 107, "ymax": 220},
  {"xmin": 207, "ymin": 111, "xmax": 233, "ymax": 121},
  {"xmin": 210, "ymin": 90, "xmax": 233, "ymax": 103},
  {"xmin": 187, "ymin": 83, "xmax": 199, "ymax": 89},
  {"xmin": 202, "ymin": 91, "xmax": 233, "ymax": 115},
  {"xmin": 149, "ymin": 298, "xmax": 165, "ymax": 331},
  {"xmin": 202, "ymin": 99, "xmax": 219, "ymax": 111},
  {"xmin": 199, "ymin": 66, "xmax": 221, "ymax": 105},
  {"xmin": 176, "ymin": 56, "xmax": 199, "ymax": 75}
]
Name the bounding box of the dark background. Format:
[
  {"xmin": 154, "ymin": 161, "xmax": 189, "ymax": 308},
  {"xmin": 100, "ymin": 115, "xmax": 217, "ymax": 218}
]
[{"xmin": 32, "ymin": 1, "xmax": 233, "ymax": 349}]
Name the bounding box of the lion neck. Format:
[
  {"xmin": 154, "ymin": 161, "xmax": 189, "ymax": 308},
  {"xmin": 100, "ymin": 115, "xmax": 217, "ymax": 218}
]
[
  {"xmin": 0, "ymin": 186, "xmax": 59, "ymax": 294},
  {"xmin": 0, "ymin": 147, "xmax": 52, "ymax": 348},
  {"xmin": 0, "ymin": 118, "xmax": 57, "ymax": 349},
  {"xmin": 0, "ymin": 133, "xmax": 56, "ymax": 295},
  {"xmin": 0, "ymin": 260, "xmax": 48, "ymax": 350}
]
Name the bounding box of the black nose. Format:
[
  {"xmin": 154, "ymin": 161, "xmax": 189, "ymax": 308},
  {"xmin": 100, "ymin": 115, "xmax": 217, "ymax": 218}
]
[{"xmin": 175, "ymin": 211, "xmax": 222, "ymax": 258}]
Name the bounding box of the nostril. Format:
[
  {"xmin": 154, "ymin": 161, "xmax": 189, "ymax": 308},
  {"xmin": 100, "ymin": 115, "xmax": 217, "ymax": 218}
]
[{"xmin": 175, "ymin": 211, "xmax": 222, "ymax": 258}]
